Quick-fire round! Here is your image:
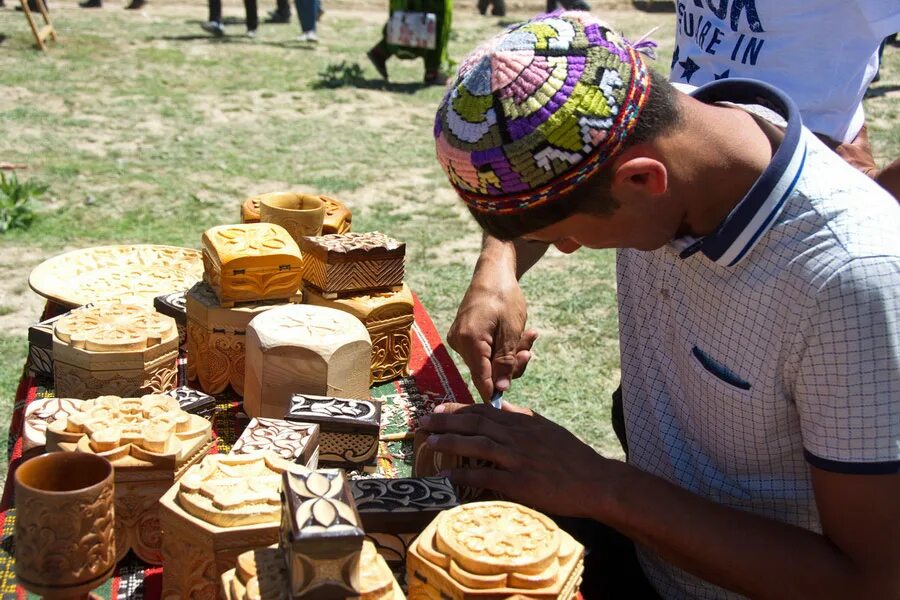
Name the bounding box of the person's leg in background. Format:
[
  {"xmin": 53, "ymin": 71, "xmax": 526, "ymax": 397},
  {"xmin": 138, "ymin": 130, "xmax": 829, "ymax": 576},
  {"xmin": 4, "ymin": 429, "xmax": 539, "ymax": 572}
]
[
  {"xmin": 243, "ymin": 0, "xmax": 258, "ymax": 37},
  {"xmin": 295, "ymin": 0, "xmax": 318, "ymax": 41},
  {"xmin": 201, "ymin": 0, "xmax": 226, "ymax": 36},
  {"xmin": 266, "ymin": 0, "xmax": 291, "ymax": 23},
  {"xmin": 423, "ymin": 0, "xmax": 452, "ymax": 84}
]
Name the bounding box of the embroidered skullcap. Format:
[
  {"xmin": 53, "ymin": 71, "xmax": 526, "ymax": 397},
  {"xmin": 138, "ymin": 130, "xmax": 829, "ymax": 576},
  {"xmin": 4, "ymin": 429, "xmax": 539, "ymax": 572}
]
[{"xmin": 434, "ymin": 11, "xmax": 652, "ymax": 215}]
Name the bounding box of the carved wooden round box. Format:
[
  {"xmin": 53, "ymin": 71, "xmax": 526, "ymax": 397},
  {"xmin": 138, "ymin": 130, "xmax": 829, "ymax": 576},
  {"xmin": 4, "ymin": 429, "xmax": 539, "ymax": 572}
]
[
  {"xmin": 52, "ymin": 303, "xmax": 179, "ymax": 400},
  {"xmin": 406, "ymin": 501, "xmax": 584, "ymax": 599},
  {"xmin": 45, "ymin": 394, "xmax": 215, "ymax": 565},
  {"xmin": 159, "ymin": 453, "xmax": 294, "ymax": 599}
]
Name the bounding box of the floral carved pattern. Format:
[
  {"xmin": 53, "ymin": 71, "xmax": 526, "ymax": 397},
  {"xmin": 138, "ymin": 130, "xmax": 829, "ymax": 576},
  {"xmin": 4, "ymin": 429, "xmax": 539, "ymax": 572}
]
[
  {"xmin": 288, "ymin": 395, "xmax": 377, "ymax": 421},
  {"xmin": 286, "ymin": 470, "xmax": 360, "ymax": 534}
]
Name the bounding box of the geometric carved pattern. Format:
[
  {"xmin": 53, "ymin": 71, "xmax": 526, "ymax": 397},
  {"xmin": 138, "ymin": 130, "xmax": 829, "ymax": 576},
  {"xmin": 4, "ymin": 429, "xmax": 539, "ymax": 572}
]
[
  {"xmin": 285, "ymin": 394, "xmax": 381, "ymax": 469},
  {"xmin": 301, "ymin": 232, "xmax": 405, "ymax": 296}
]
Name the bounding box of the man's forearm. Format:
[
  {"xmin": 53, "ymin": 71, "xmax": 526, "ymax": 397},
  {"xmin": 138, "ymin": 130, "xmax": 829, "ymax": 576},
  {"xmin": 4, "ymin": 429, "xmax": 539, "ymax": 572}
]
[
  {"xmin": 478, "ymin": 233, "xmax": 548, "ymax": 281},
  {"xmin": 593, "ymin": 461, "xmax": 889, "ymax": 599}
]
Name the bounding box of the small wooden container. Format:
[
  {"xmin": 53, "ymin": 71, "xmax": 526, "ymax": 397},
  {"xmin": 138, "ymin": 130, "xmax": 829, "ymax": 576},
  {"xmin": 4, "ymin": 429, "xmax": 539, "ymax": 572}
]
[
  {"xmin": 28, "ymin": 305, "xmax": 94, "ymax": 379},
  {"xmin": 201, "ymin": 223, "xmax": 303, "ymax": 307},
  {"xmin": 280, "ymin": 467, "xmax": 366, "ymax": 598},
  {"xmin": 52, "ymin": 303, "xmax": 179, "ymax": 400},
  {"xmin": 301, "ymin": 232, "xmax": 405, "ymax": 297},
  {"xmin": 242, "ymin": 195, "xmax": 352, "ymax": 235},
  {"xmin": 351, "ymin": 477, "xmax": 459, "ymax": 567},
  {"xmin": 304, "ymin": 284, "xmax": 414, "ymax": 384},
  {"xmin": 45, "ymin": 394, "xmax": 215, "ymax": 565},
  {"xmin": 185, "ymin": 281, "xmax": 281, "ymax": 397},
  {"xmin": 154, "ymin": 291, "xmax": 188, "ymax": 348},
  {"xmin": 243, "ymin": 305, "xmax": 372, "ymax": 418},
  {"xmin": 258, "ymin": 192, "xmax": 326, "ymax": 243},
  {"xmin": 285, "ymin": 394, "xmax": 381, "ymax": 470},
  {"xmin": 220, "ymin": 541, "xmax": 404, "ymax": 600},
  {"xmin": 407, "ymin": 501, "xmax": 584, "ymax": 599},
  {"xmin": 230, "ymin": 417, "xmax": 320, "ymax": 468},
  {"xmin": 159, "ymin": 453, "xmax": 294, "ymax": 599},
  {"xmin": 22, "ymin": 396, "xmax": 84, "ymax": 454}
]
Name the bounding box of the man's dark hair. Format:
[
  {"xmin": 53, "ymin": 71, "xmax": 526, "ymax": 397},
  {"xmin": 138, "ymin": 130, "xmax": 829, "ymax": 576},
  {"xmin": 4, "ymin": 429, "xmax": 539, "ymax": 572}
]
[{"xmin": 469, "ymin": 68, "xmax": 681, "ymax": 240}]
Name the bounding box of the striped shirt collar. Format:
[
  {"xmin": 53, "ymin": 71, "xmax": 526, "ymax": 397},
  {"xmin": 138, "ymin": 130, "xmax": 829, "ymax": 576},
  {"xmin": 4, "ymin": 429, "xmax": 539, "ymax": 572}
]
[{"xmin": 672, "ymin": 79, "xmax": 807, "ymax": 267}]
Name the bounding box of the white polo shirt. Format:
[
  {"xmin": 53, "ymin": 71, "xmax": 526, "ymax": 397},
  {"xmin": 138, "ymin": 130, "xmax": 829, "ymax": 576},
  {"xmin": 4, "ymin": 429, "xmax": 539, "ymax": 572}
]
[{"xmin": 617, "ymin": 80, "xmax": 900, "ymax": 599}]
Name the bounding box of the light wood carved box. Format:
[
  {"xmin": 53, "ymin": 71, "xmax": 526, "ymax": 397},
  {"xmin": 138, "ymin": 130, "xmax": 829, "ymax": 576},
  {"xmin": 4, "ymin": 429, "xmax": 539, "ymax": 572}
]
[
  {"xmin": 305, "ymin": 284, "xmax": 414, "ymax": 384},
  {"xmin": 300, "ymin": 232, "xmax": 405, "ymax": 297},
  {"xmin": 185, "ymin": 281, "xmax": 282, "ymax": 397},
  {"xmin": 243, "ymin": 305, "xmax": 372, "ymax": 418},
  {"xmin": 229, "ymin": 417, "xmax": 320, "ymax": 468},
  {"xmin": 52, "ymin": 303, "xmax": 179, "ymax": 400},
  {"xmin": 158, "ymin": 453, "xmax": 294, "ymax": 599},
  {"xmin": 201, "ymin": 223, "xmax": 303, "ymax": 307},
  {"xmin": 154, "ymin": 291, "xmax": 188, "ymax": 348},
  {"xmin": 284, "ymin": 394, "xmax": 381, "ymax": 470},
  {"xmin": 280, "ymin": 467, "xmax": 366, "ymax": 598},
  {"xmin": 220, "ymin": 541, "xmax": 404, "ymax": 600},
  {"xmin": 406, "ymin": 501, "xmax": 584, "ymax": 599},
  {"xmin": 351, "ymin": 477, "xmax": 459, "ymax": 567},
  {"xmin": 45, "ymin": 394, "xmax": 215, "ymax": 565},
  {"xmin": 242, "ymin": 195, "xmax": 352, "ymax": 235}
]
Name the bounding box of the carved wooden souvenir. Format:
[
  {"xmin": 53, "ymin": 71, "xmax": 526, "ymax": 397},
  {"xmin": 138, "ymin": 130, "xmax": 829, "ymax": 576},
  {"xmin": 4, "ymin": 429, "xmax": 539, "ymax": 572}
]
[
  {"xmin": 230, "ymin": 418, "xmax": 320, "ymax": 468},
  {"xmin": 413, "ymin": 430, "xmax": 494, "ymax": 502},
  {"xmin": 201, "ymin": 223, "xmax": 303, "ymax": 307},
  {"xmin": 154, "ymin": 290, "xmax": 188, "ymax": 347},
  {"xmin": 159, "ymin": 453, "xmax": 294, "ymax": 599},
  {"xmin": 185, "ymin": 281, "xmax": 282, "ymax": 397},
  {"xmin": 351, "ymin": 477, "xmax": 458, "ymax": 567},
  {"xmin": 220, "ymin": 540, "xmax": 403, "ymax": 600},
  {"xmin": 28, "ymin": 244, "xmax": 204, "ymax": 309},
  {"xmin": 27, "ymin": 305, "xmax": 95, "ymax": 379},
  {"xmin": 52, "ymin": 302, "xmax": 179, "ymax": 399},
  {"xmin": 407, "ymin": 501, "xmax": 584, "ymax": 599},
  {"xmin": 22, "ymin": 396, "xmax": 84, "ymax": 454},
  {"xmin": 259, "ymin": 193, "xmax": 326, "ymax": 242},
  {"xmin": 280, "ymin": 467, "xmax": 366, "ymax": 598},
  {"xmin": 242, "ymin": 195, "xmax": 352, "ymax": 235},
  {"xmin": 305, "ymin": 284, "xmax": 414, "ymax": 384},
  {"xmin": 244, "ymin": 305, "xmax": 372, "ymax": 418},
  {"xmin": 301, "ymin": 232, "xmax": 405, "ymax": 297},
  {"xmin": 45, "ymin": 394, "xmax": 215, "ymax": 565},
  {"xmin": 284, "ymin": 394, "xmax": 381, "ymax": 469},
  {"xmin": 166, "ymin": 386, "xmax": 218, "ymax": 419}
]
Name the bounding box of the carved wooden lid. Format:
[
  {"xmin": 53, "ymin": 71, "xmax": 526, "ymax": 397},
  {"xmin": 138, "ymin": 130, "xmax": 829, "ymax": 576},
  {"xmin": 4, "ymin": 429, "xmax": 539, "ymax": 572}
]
[
  {"xmin": 23, "ymin": 397, "xmax": 84, "ymax": 451},
  {"xmin": 300, "ymin": 232, "xmax": 405, "ymax": 263},
  {"xmin": 351, "ymin": 477, "xmax": 459, "ymax": 533},
  {"xmin": 247, "ymin": 305, "xmax": 370, "ymax": 352},
  {"xmin": 412, "ymin": 501, "xmax": 583, "ymax": 593},
  {"xmin": 153, "ymin": 291, "xmax": 187, "ymax": 322},
  {"xmin": 177, "ymin": 453, "xmax": 294, "ymax": 527},
  {"xmin": 201, "ymin": 223, "xmax": 301, "ymax": 272},
  {"xmin": 303, "ymin": 283, "xmax": 413, "ymax": 322},
  {"xmin": 45, "ymin": 394, "xmax": 212, "ymax": 467},
  {"xmin": 185, "ymin": 281, "xmax": 281, "ymax": 329},
  {"xmin": 281, "ymin": 467, "xmax": 364, "ymax": 542},
  {"xmin": 29, "ymin": 245, "xmax": 203, "ymax": 309},
  {"xmin": 54, "ymin": 303, "xmax": 178, "ymax": 353},
  {"xmin": 230, "ymin": 418, "xmax": 319, "ymax": 465},
  {"xmin": 285, "ymin": 394, "xmax": 381, "ymax": 432}
]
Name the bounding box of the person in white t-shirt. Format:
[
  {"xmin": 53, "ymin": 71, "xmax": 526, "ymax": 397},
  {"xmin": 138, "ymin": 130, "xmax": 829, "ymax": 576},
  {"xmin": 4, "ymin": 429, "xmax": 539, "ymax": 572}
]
[{"xmin": 426, "ymin": 12, "xmax": 900, "ymax": 598}]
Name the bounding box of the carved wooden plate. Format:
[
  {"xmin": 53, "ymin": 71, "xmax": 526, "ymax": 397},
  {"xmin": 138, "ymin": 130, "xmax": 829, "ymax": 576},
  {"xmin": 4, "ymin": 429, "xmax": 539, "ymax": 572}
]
[{"xmin": 29, "ymin": 245, "xmax": 203, "ymax": 309}]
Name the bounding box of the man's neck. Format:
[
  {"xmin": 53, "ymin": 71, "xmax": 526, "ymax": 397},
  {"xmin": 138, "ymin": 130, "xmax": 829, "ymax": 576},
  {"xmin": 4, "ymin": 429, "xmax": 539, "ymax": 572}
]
[{"xmin": 660, "ymin": 95, "xmax": 784, "ymax": 239}]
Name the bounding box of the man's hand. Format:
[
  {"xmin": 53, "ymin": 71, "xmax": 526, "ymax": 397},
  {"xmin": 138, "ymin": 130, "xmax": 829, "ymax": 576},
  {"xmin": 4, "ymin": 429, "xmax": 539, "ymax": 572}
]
[{"xmin": 419, "ymin": 402, "xmax": 606, "ymax": 517}]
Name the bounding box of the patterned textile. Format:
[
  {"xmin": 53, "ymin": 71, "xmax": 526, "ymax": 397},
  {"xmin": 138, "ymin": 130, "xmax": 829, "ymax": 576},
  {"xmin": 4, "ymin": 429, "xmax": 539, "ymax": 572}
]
[
  {"xmin": 434, "ymin": 10, "xmax": 651, "ymax": 214},
  {"xmin": 0, "ymin": 294, "xmax": 472, "ymax": 599}
]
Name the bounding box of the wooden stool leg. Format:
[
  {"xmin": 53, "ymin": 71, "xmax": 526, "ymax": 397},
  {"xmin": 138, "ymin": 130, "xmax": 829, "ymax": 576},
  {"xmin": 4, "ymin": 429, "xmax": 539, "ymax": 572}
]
[
  {"xmin": 19, "ymin": 0, "xmax": 47, "ymax": 51},
  {"xmin": 35, "ymin": 0, "xmax": 56, "ymax": 40}
]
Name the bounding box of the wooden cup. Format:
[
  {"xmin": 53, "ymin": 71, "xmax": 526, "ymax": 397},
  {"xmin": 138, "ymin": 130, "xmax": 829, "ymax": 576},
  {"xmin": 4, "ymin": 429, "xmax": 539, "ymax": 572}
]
[
  {"xmin": 15, "ymin": 452, "xmax": 116, "ymax": 600},
  {"xmin": 258, "ymin": 193, "xmax": 326, "ymax": 244}
]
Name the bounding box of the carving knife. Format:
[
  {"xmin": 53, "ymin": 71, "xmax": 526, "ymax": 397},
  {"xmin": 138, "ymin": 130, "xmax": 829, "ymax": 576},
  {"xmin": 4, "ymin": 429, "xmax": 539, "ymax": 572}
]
[{"xmin": 490, "ymin": 390, "xmax": 503, "ymax": 410}]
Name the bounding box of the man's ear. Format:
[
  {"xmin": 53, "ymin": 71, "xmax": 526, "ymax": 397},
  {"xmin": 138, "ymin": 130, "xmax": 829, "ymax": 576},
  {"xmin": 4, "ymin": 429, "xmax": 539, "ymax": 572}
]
[{"xmin": 610, "ymin": 150, "xmax": 668, "ymax": 199}]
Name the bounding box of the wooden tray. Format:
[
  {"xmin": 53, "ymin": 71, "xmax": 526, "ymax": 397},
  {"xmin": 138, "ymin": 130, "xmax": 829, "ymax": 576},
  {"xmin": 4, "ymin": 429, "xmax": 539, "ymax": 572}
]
[{"xmin": 29, "ymin": 245, "xmax": 203, "ymax": 309}]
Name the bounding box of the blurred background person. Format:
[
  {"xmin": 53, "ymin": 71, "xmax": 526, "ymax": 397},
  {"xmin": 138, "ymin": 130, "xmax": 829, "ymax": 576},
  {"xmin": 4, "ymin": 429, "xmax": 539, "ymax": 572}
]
[{"xmin": 367, "ymin": 0, "xmax": 453, "ymax": 85}]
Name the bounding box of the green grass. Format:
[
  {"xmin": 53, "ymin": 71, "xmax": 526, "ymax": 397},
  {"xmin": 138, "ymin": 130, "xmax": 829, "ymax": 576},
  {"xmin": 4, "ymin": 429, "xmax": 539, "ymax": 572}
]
[{"xmin": 0, "ymin": 1, "xmax": 898, "ymax": 489}]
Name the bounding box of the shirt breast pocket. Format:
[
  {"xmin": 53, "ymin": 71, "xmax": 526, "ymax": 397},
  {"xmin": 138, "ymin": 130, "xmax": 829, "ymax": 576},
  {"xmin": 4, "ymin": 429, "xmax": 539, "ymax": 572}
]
[{"xmin": 690, "ymin": 345, "xmax": 752, "ymax": 391}]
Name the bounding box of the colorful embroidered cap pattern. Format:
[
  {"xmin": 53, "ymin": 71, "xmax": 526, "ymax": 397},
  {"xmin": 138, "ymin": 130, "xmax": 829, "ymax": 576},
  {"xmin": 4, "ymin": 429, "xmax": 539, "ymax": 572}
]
[{"xmin": 434, "ymin": 11, "xmax": 652, "ymax": 214}]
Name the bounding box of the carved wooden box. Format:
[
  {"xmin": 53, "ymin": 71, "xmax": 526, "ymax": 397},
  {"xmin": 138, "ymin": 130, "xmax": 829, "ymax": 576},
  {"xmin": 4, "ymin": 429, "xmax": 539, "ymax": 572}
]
[
  {"xmin": 220, "ymin": 540, "xmax": 403, "ymax": 600},
  {"xmin": 22, "ymin": 397, "xmax": 84, "ymax": 454},
  {"xmin": 351, "ymin": 477, "xmax": 459, "ymax": 567},
  {"xmin": 45, "ymin": 394, "xmax": 215, "ymax": 564},
  {"xmin": 166, "ymin": 385, "xmax": 218, "ymax": 420},
  {"xmin": 27, "ymin": 305, "xmax": 92, "ymax": 379},
  {"xmin": 201, "ymin": 223, "xmax": 303, "ymax": 307},
  {"xmin": 284, "ymin": 394, "xmax": 381, "ymax": 469},
  {"xmin": 52, "ymin": 303, "xmax": 179, "ymax": 400},
  {"xmin": 244, "ymin": 305, "xmax": 372, "ymax": 418},
  {"xmin": 407, "ymin": 501, "xmax": 584, "ymax": 599},
  {"xmin": 186, "ymin": 281, "xmax": 281, "ymax": 397},
  {"xmin": 154, "ymin": 291, "xmax": 188, "ymax": 347},
  {"xmin": 230, "ymin": 417, "xmax": 320, "ymax": 468},
  {"xmin": 413, "ymin": 430, "xmax": 495, "ymax": 503},
  {"xmin": 301, "ymin": 232, "xmax": 405, "ymax": 297},
  {"xmin": 304, "ymin": 284, "xmax": 414, "ymax": 384},
  {"xmin": 159, "ymin": 453, "xmax": 294, "ymax": 599},
  {"xmin": 280, "ymin": 467, "xmax": 366, "ymax": 598},
  {"xmin": 242, "ymin": 195, "xmax": 352, "ymax": 235}
]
